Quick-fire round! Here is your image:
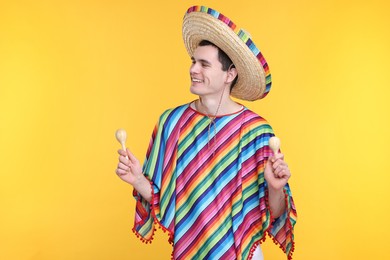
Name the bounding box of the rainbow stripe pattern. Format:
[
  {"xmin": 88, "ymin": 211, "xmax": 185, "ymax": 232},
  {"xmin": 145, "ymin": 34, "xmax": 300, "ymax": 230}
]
[
  {"xmin": 186, "ymin": 6, "xmax": 272, "ymax": 99},
  {"xmin": 133, "ymin": 104, "xmax": 296, "ymax": 259}
]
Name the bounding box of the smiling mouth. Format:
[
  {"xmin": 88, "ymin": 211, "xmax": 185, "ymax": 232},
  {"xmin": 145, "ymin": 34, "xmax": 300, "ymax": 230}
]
[{"xmin": 192, "ymin": 78, "xmax": 203, "ymax": 83}]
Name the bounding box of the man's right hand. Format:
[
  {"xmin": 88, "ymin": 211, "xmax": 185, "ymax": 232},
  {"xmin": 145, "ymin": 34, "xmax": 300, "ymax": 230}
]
[
  {"xmin": 115, "ymin": 149, "xmax": 152, "ymax": 202},
  {"xmin": 116, "ymin": 149, "xmax": 143, "ymax": 185}
]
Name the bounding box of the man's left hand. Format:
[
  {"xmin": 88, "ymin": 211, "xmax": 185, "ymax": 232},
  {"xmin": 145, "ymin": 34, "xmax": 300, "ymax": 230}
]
[{"xmin": 264, "ymin": 153, "xmax": 291, "ymax": 191}]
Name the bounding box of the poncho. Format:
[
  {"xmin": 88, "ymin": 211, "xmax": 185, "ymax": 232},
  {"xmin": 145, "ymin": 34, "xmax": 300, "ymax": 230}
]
[{"xmin": 132, "ymin": 103, "xmax": 297, "ymax": 259}]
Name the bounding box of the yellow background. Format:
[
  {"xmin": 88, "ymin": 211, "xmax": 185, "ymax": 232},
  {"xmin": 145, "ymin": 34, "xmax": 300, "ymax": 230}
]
[{"xmin": 1, "ymin": 0, "xmax": 389, "ymax": 259}]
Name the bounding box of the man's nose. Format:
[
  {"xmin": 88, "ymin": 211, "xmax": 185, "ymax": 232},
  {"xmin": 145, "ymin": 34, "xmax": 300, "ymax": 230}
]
[{"xmin": 190, "ymin": 63, "xmax": 200, "ymax": 74}]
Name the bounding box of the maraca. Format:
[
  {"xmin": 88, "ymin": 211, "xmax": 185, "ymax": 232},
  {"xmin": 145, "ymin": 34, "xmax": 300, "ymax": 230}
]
[
  {"xmin": 115, "ymin": 128, "xmax": 127, "ymax": 151},
  {"xmin": 268, "ymin": 136, "xmax": 280, "ymax": 156}
]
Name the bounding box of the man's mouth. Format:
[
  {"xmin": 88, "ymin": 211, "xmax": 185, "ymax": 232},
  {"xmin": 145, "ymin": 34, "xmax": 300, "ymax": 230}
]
[{"xmin": 192, "ymin": 78, "xmax": 203, "ymax": 83}]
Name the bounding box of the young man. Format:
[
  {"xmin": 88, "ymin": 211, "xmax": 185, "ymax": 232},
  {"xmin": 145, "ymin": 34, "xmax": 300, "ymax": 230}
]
[{"xmin": 116, "ymin": 6, "xmax": 297, "ymax": 260}]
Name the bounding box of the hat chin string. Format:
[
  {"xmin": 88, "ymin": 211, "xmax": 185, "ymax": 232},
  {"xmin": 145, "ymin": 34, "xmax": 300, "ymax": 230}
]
[
  {"xmin": 198, "ymin": 85, "xmax": 225, "ymax": 119},
  {"xmin": 198, "ymin": 86, "xmax": 225, "ymax": 153}
]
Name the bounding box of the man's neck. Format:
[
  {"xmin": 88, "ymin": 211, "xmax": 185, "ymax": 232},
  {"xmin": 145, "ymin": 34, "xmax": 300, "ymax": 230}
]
[{"xmin": 197, "ymin": 92, "xmax": 241, "ymax": 116}]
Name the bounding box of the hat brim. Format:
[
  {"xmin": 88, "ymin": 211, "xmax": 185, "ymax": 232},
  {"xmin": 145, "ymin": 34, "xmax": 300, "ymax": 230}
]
[{"xmin": 182, "ymin": 6, "xmax": 271, "ymax": 101}]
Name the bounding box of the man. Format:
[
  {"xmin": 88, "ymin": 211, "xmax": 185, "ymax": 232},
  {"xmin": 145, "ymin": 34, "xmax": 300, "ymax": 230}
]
[{"xmin": 116, "ymin": 6, "xmax": 297, "ymax": 260}]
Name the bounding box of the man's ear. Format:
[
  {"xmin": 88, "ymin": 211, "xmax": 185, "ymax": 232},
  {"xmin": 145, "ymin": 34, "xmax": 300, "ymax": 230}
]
[{"xmin": 226, "ymin": 67, "xmax": 238, "ymax": 84}]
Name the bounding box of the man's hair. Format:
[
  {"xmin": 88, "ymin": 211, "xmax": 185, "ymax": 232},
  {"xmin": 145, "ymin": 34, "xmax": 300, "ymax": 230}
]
[{"xmin": 198, "ymin": 40, "xmax": 238, "ymax": 90}]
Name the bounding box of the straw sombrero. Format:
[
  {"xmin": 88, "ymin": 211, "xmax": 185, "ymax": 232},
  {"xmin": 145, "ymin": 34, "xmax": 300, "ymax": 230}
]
[{"xmin": 182, "ymin": 6, "xmax": 272, "ymax": 101}]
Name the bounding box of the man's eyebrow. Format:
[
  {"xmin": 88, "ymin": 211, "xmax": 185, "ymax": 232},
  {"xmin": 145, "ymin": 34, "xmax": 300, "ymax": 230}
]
[{"xmin": 191, "ymin": 57, "xmax": 212, "ymax": 65}]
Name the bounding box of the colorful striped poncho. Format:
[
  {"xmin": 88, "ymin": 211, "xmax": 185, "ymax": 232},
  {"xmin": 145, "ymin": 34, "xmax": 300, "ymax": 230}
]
[{"xmin": 133, "ymin": 103, "xmax": 297, "ymax": 259}]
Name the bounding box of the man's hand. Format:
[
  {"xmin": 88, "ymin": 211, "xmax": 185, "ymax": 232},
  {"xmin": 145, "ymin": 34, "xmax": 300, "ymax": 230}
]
[
  {"xmin": 264, "ymin": 153, "xmax": 290, "ymax": 191},
  {"xmin": 116, "ymin": 149, "xmax": 143, "ymax": 185},
  {"xmin": 264, "ymin": 153, "xmax": 291, "ymax": 218},
  {"xmin": 115, "ymin": 149, "xmax": 152, "ymax": 202}
]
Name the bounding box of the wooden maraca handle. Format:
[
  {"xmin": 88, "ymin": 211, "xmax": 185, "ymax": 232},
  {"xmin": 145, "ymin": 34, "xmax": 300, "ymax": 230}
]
[{"xmin": 268, "ymin": 136, "xmax": 280, "ymax": 155}]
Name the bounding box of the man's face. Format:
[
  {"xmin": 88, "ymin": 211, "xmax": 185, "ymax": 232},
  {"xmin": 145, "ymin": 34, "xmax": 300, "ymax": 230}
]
[{"xmin": 189, "ymin": 45, "xmax": 229, "ymax": 98}]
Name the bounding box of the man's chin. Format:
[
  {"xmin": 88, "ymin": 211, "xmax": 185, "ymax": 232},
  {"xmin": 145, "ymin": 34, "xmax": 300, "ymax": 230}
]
[{"xmin": 189, "ymin": 86, "xmax": 202, "ymax": 95}]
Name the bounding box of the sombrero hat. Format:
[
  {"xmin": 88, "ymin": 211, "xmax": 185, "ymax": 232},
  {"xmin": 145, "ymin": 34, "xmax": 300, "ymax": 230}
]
[{"xmin": 182, "ymin": 6, "xmax": 272, "ymax": 101}]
